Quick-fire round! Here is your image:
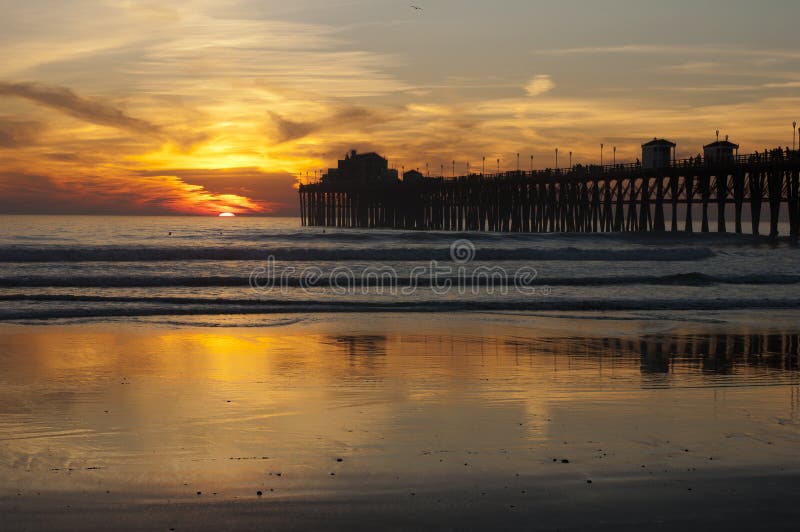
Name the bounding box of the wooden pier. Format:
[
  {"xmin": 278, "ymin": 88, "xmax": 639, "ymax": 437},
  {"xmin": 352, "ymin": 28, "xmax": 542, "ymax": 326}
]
[{"xmin": 299, "ymin": 149, "xmax": 800, "ymax": 238}]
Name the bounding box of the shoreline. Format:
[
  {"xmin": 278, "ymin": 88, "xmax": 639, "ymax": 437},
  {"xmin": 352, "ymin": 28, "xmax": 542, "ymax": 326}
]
[{"xmin": 4, "ymin": 307, "xmax": 800, "ymax": 330}]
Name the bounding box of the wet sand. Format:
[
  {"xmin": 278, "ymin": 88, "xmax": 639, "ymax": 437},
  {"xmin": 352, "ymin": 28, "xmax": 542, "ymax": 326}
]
[
  {"xmin": 4, "ymin": 468, "xmax": 800, "ymax": 531},
  {"xmin": 1, "ymin": 311, "xmax": 799, "ymax": 530}
]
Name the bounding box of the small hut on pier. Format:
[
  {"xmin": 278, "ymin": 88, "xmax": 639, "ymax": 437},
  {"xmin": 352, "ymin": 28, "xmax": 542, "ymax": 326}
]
[
  {"xmin": 703, "ymin": 137, "xmax": 739, "ymax": 164},
  {"xmin": 641, "ymin": 138, "xmax": 676, "ymax": 169}
]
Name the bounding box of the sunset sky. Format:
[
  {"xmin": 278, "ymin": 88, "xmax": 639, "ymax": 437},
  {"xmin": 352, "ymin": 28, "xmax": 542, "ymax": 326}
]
[{"xmin": 1, "ymin": 0, "xmax": 799, "ymax": 215}]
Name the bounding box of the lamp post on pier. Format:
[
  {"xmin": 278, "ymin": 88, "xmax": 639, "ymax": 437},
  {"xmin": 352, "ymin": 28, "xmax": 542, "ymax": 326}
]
[
  {"xmin": 452, "ymin": 160, "xmax": 455, "ymax": 178},
  {"xmin": 600, "ymin": 143, "xmax": 604, "ymax": 166},
  {"xmin": 482, "ymin": 156, "xmax": 485, "ymax": 176},
  {"xmin": 497, "ymin": 158, "xmax": 500, "ymax": 174},
  {"xmin": 569, "ymin": 151, "xmax": 572, "ymax": 168},
  {"xmin": 516, "ymin": 152, "xmax": 520, "ymax": 172},
  {"xmin": 794, "ymin": 121, "xmax": 797, "ymax": 151},
  {"xmin": 530, "ymin": 155, "xmax": 533, "ymax": 173},
  {"xmin": 613, "ymin": 146, "xmax": 616, "ymax": 166},
  {"xmin": 555, "ymin": 148, "xmax": 559, "ymax": 169}
]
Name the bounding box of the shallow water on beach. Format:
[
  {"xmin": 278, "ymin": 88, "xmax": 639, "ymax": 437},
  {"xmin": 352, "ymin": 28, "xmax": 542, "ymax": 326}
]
[{"xmin": 1, "ymin": 313, "xmax": 798, "ymax": 503}]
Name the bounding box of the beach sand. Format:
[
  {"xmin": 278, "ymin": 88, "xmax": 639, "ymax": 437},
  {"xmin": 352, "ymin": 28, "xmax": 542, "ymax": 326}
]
[{"xmin": 1, "ymin": 311, "xmax": 799, "ymax": 530}]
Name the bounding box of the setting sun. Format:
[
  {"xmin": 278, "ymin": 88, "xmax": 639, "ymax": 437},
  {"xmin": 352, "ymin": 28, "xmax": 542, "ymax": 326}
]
[{"xmin": 218, "ymin": 212, "xmax": 236, "ymax": 217}]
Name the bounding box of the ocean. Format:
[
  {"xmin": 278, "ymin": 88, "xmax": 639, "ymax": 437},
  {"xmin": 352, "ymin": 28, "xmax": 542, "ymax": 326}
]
[{"xmin": 0, "ymin": 215, "xmax": 799, "ymax": 323}]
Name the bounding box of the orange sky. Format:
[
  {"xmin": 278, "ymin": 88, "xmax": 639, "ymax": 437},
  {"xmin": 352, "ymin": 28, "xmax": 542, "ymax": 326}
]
[{"xmin": 1, "ymin": 1, "xmax": 799, "ymax": 215}]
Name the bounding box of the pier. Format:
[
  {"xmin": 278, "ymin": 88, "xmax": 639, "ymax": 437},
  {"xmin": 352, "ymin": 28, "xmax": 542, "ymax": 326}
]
[{"xmin": 299, "ymin": 149, "xmax": 800, "ymax": 238}]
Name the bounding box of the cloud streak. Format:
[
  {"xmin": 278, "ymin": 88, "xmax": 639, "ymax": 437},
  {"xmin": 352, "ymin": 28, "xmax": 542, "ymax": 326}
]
[{"xmin": 0, "ymin": 81, "xmax": 160, "ymax": 135}]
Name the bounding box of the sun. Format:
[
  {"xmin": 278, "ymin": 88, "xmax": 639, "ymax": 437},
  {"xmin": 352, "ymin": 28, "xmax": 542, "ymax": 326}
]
[{"xmin": 218, "ymin": 212, "xmax": 236, "ymax": 217}]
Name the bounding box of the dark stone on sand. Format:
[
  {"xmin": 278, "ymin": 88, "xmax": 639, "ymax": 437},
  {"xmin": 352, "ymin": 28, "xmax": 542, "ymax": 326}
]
[
  {"xmin": 196, "ymin": 492, "xmax": 201, "ymax": 495},
  {"xmin": 257, "ymin": 491, "xmax": 262, "ymax": 496},
  {"xmin": 561, "ymin": 459, "xmax": 570, "ymax": 464},
  {"xmin": 330, "ymin": 472, "xmax": 335, "ymax": 476},
  {"xmin": 336, "ymin": 458, "xmax": 343, "ymax": 462},
  {"xmin": 587, "ymin": 480, "xmax": 593, "ymax": 484}
]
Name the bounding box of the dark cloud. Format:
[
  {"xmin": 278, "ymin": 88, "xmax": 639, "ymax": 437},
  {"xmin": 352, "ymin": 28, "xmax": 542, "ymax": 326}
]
[
  {"xmin": 331, "ymin": 106, "xmax": 376, "ymax": 124},
  {"xmin": 268, "ymin": 105, "xmax": 382, "ymax": 144},
  {"xmin": 0, "ymin": 81, "xmax": 160, "ymax": 135},
  {"xmin": 268, "ymin": 111, "xmax": 317, "ymax": 143},
  {"xmin": 0, "ymin": 118, "xmax": 42, "ymax": 148}
]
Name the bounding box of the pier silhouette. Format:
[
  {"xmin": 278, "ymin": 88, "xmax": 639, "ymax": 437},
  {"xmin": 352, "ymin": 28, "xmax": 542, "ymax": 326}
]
[{"xmin": 300, "ymin": 147, "xmax": 800, "ymax": 238}]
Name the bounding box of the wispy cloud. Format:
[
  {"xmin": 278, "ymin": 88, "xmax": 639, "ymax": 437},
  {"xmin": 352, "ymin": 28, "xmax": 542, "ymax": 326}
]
[{"xmin": 525, "ymin": 75, "xmax": 555, "ymax": 97}]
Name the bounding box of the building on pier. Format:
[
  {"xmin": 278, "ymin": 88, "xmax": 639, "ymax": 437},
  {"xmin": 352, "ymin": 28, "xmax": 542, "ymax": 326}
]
[
  {"xmin": 322, "ymin": 150, "xmax": 399, "ymax": 185},
  {"xmin": 704, "ymin": 137, "xmax": 739, "ymax": 164},
  {"xmin": 641, "ymin": 138, "xmax": 676, "ymax": 169}
]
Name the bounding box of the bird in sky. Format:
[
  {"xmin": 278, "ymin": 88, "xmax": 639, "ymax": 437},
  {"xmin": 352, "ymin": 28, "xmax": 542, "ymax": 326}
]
[{"xmin": 411, "ymin": 5, "xmax": 423, "ymax": 11}]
